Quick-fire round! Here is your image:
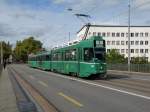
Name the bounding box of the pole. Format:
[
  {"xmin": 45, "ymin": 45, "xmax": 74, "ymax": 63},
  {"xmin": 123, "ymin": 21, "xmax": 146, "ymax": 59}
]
[
  {"xmin": 1, "ymin": 41, "xmax": 3, "ymax": 65},
  {"xmin": 69, "ymin": 32, "xmax": 70, "ymax": 42},
  {"xmin": 128, "ymin": 0, "xmax": 131, "ymax": 72}
]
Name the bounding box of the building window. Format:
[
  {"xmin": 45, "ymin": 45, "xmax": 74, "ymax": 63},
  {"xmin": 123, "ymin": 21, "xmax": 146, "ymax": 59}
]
[
  {"xmin": 131, "ymin": 49, "xmax": 134, "ymax": 53},
  {"xmin": 116, "ymin": 41, "xmax": 120, "ymax": 45},
  {"xmin": 121, "ymin": 41, "xmax": 124, "ymax": 45},
  {"xmin": 107, "ymin": 32, "xmax": 110, "ymax": 37},
  {"xmin": 131, "ymin": 33, "xmax": 134, "ymax": 37},
  {"xmin": 112, "ymin": 33, "xmax": 115, "ymax": 37},
  {"xmin": 135, "ymin": 49, "xmax": 139, "ymax": 53},
  {"xmin": 145, "ymin": 32, "xmax": 148, "ymax": 37},
  {"xmin": 140, "ymin": 49, "xmax": 144, "ymax": 53},
  {"xmin": 93, "ymin": 32, "xmax": 96, "ymax": 36},
  {"xmin": 107, "ymin": 49, "xmax": 110, "ymax": 53},
  {"xmin": 131, "ymin": 41, "xmax": 134, "ymax": 45},
  {"xmin": 121, "ymin": 33, "xmax": 124, "ymax": 37},
  {"xmin": 116, "ymin": 33, "xmax": 120, "ymax": 37},
  {"xmin": 126, "ymin": 33, "xmax": 128, "ymax": 37},
  {"xmin": 98, "ymin": 32, "xmax": 101, "ymax": 36},
  {"xmin": 121, "ymin": 49, "xmax": 125, "ymax": 53},
  {"xmin": 126, "ymin": 49, "xmax": 128, "ymax": 53},
  {"xmin": 145, "ymin": 41, "xmax": 148, "ymax": 45},
  {"xmin": 135, "ymin": 33, "xmax": 139, "ymax": 37},
  {"xmin": 140, "ymin": 41, "xmax": 143, "ymax": 45},
  {"xmin": 135, "ymin": 41, "xmax": 139, "ymax": 45},
  {"xmin": 107, "ymin": 41, "xmax": 111, "ymax": 45},
  {"xmin": 112, "ymin": 41, "xmax": 115, "ymax": 45},
  {"xmin": 126, "ymin": 41, "xmax": 128, "ymax": 45},
  {"xmin": 145, "ymin": 49, "xmax": 148, "ymax": 53},
  {"xmin": 140, "ymin": 32, "xmax": 144, "ymax": 37},
  {"xmin": 88, "ymin": 32, "xmax": 91, "ymax": 35},
  {"xmin": 102, "ymin": 32, "xmax": 106, "ymax": 37}
]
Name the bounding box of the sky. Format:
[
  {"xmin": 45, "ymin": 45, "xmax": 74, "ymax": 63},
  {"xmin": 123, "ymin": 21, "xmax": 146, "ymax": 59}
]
[{"xmin": 0, "ymin": 0, "xmax": 150, "ymax": 49}]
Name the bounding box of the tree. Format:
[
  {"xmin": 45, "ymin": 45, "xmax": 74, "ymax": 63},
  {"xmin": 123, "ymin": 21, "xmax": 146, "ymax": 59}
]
[
  {"xmin": 0, "ymin": 41, "xmax": 12, "ymax": 61},
  {"xmin": 106, "ymin": 49, "xmax": 126, "ymax": 64},
  {"xmin": 14, "ymin": 37, "xmax": 42, "ymax": 62},
  {"xmin": 131, "ymin": 57, "xmax": 148, "ymax": 64}
]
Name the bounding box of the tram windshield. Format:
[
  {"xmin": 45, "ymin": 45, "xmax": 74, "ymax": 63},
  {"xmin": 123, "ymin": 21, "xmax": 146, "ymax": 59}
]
[
  {"xmin": 94, "ymin": 48, "xmax": 105, "ymax": 61},
  {"xmin": 84, "ymin": 48, "xmax": 105, "ymax": 61}
]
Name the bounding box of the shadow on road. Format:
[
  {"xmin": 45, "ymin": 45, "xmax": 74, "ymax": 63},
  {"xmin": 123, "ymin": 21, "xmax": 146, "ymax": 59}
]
[
  {"xmin": 85, "ymin": 74, "xmax": 130, "ymax": 81},
  {"xmin": 106, "ymin": 74, "xmax": 130, "ymax": 80}
]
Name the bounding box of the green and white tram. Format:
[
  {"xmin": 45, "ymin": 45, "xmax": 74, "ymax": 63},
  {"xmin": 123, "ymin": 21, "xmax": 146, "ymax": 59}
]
[{"xmin": 28, "ymin": 36, "xmax": 107, "ymax": 78}]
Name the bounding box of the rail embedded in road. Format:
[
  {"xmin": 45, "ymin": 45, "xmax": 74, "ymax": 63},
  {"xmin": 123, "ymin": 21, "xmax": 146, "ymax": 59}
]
[{"xmin": 8, "ymin": 67, "xmax": 59, "ymax": 112}]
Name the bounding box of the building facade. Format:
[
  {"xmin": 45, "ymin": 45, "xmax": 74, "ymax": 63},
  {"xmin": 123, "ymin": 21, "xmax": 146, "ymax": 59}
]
[{"xmin": 77, "ymin": 25, "xmax": 150, "ymax": 61}]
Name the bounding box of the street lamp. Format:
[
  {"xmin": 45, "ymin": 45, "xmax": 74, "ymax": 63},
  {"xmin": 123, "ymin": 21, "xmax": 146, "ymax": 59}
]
[
  {"xmin": 67, "ymin": 8, "xmax": 91, "ymax": 40},
  {"xmin": 128, "ymin": 0, "xmax": 131, "ymax": 72},
  {"xmin": 67, "ymin": 8, "xmax": 91, "ymax": 24}
]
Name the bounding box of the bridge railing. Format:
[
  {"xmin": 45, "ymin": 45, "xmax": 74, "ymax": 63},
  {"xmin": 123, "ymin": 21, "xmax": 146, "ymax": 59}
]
[{"xmin": 107, "ymin": 64, "xmax": 150, "ymax": 73}]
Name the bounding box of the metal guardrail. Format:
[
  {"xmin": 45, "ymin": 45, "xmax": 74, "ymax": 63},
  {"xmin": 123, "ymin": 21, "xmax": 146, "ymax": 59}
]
[{"xmin": 107, "ymin": 64, "xmax": 150, "ymax": 73}]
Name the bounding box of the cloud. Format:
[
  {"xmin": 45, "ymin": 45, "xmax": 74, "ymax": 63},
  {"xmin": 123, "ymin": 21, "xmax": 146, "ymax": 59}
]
[
  {"xmin": 0, "ymin": 0, "xmax": 150, "ymax": 48},
  {"xmin": 0, "ymin": 0, "xmax": 76, "ymax": 48},
  {"xmin": 0, "ymin": 23, "xmax": 17, "ymax": 37}
]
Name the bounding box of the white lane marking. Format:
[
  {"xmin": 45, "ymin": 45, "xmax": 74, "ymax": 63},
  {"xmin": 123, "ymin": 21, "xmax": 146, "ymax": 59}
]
[
  {"xmin": 29, "ymin": 75, "xmax": 35, "ymax": 80},
  {"xmin": 38, "ymin": 81, "xmax": 48, "ymax": 87},
  {"xmin": 131, "ymin": 77, "xmax": 150, "ymax": 81},
  {"xmin": 35, "ymin": 69, "xmax": 150, "ymax": 100}
]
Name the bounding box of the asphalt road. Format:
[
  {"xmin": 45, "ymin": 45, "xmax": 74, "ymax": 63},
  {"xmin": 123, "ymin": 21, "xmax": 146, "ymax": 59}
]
[{"xmin": 9, "ymin": 64, "xmax": 150, "ymax": 112}]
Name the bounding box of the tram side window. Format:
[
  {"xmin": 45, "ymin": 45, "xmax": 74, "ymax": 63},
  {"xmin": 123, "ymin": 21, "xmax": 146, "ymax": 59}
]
[
  {"xmin": 70, "ymin": 49, "xmax": 77, "ymax": 61},
  {"xmin": 36, "ymin": 56, "xmax": 38, "ymax": 61},
  {"xmin": 52, "ymin": 53, "xmax": 58, "ymax": 61},
  {"xmin": 57, "ymin": 53, "xmax": 62, "ymax": 61},
  {"xmin": 42, "ymin": 55, "xmax": 46, "ymax": 61},
  {"xmin": 46, "ymin": 55, "xmax": 50, "ymax": 61},
  {"xmin": 33, "ymin": 57, "xmax": 35, "ymax": 61},
  {"xmin": 37, "ymin": 56, "xmax": 39, "ymax": 61},
  {"xmin": 31, "ymin": 57, "xmax": 33, "ymax": 61},
  {"xmin": 34, "ymin": 57, "xmax": 36, "ymax": 61},
  {"xmin": 84, "ymin": 48, "xmax": 94, "ymax": 61},
  {"xmin": 39, "ymin": 56, "xmax": 42, "ymax": 61},
  {"xmin": 65, "ymin": 51, "xmax": 70, "ymax": 61}
]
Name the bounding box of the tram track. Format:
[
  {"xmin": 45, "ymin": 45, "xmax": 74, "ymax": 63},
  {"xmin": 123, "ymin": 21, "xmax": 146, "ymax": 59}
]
[
  {"xmin": 12, "ymin": 64, "xmax": 150, "ymax": 97},
  {"xmin": 108, "ymin": 79, "xmax": 150, "ymax": 88},
  {"xmin": 8, "ymin": 68, "xmax": 38, "ymax": 112},
  {"xmin": 7, "ymin": 64, "xmax": 150, "ymax": 112},
  {"xmin": 95, "ymin": 77, "xmax": 150, "ymax": 96},
  {"xmin": 8, "ymin": 66, "xmax": 60, "ymax": 112}
]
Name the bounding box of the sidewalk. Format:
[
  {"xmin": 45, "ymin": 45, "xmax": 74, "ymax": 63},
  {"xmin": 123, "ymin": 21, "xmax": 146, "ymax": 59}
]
[{"xmin": 0, "ymin": 68, "xmax": 19, "ymax": 112}]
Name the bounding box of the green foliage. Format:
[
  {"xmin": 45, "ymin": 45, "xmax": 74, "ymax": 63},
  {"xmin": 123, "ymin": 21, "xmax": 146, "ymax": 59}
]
[
  {"xmin": 14, "ymin": 37, "xmax": 42, "ymax": 62},
  {"xmin": 106, "ymin": 49, "xmax": 127, "ymax": 64},
  {"xmin": 0, "ymin": 41, "xmax": 12, "ymax": 61},
  {"xmin": 131, "ymin": 57, "xmax": 148, "ymax": 64}
]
